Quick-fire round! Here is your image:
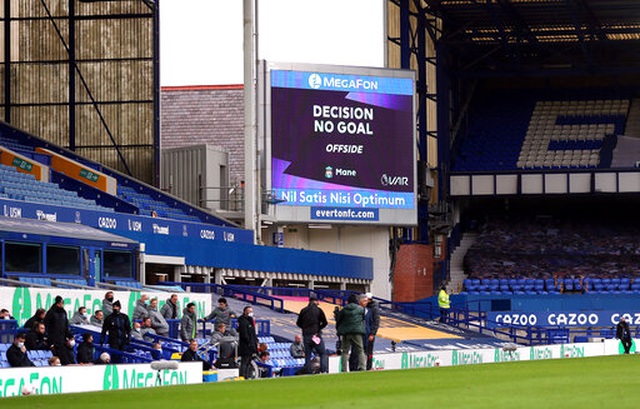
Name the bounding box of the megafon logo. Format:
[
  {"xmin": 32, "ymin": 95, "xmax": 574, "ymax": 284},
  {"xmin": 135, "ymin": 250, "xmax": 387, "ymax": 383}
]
[
  {"xmin": 103, "ymin": 365, "xmax": 120, "ymax": 390},
  {"xmin": 12, "ymin": 287, "xmax": 32, "ymax": 324},
  {"xmin": 308, "ymin": 73, "xmax": 322, "ymax": 89}
]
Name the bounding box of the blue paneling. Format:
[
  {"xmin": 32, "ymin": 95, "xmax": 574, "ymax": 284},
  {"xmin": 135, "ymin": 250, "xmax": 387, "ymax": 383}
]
[{"xmin": 0, "ymin": 198, "xmax": 373, "ymax": 280}]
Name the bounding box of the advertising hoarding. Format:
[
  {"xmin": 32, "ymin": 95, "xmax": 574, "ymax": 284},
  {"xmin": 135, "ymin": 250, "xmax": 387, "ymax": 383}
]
[{"xmin": 266, "ymin": 62, "xmax": 417, "ymax": 225}]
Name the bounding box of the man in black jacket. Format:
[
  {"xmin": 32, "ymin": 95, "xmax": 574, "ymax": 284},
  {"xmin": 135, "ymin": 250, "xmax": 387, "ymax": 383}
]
[
  {"xmin": 76, "ymin": 332, "xmax": 95, "ymax": 364},
  {"xmin": 101, "ymin": 300, "xmax": 131, "ymax": 357},
  {"xmin": 180, "ymin": 339, "xmax": 211, "ymax": 370},
  {"xmin": 296, "ymin": 294, "xmax": 328, "ymax": 373},
  {"xmin": 616, "ymin": 316, "xmax": 633, "ymax": 354},
  {"xmin": 25, "ymin": 322, "xmax": 49, "ymax": 350},
  {"xmin": 23, "ymin": 308, "xmax": 46, "ymax": 330},
  {"xmin": 365, "ymin": 292, "xmax": 381, "ymax": 370},
  {"xmin": 7, "ymin": 333, "xmax": 35, "ymax": 367},
  {"xmin": 44, "ymin": 295, "xmax": 70, "ymax": 351},
  {"xmin": 237, "ymin": 306, "xmax": 258, "ymax": 379}
]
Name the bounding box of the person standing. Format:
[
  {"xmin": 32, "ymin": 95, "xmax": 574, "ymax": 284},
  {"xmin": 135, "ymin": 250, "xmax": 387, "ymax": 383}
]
[
  {"xmin": 296, "ymin": 294, "xmax": 329, "ymax": 374},
  {"xmin": 204, "ymin": 297, "xmax": 238, "ymax": 335},
  {"xmin": 102, "ymin": 291, "xmax": 115, "ymax": 317},
  {"xmin": 180, "ymin": 302, "xmax": 197, "ymax": 342},
  {"xmin": 44, "ymin": 295, "xmax": 70, "ymax": 352},
  {"xmin": 101, "ymin": 300, "xmax": 131, "ymax": 352},
  {"xmin": 237, "ymin": 306, "xmax": 258, "ymax": 379},
  {"xmin": 438, "ymin": 285, "xmax": 451, "ymax": 323},
  {"xmin": 349, "ymin": 294, "xmax": 376, "ymax": 371},
  {"xmin": 335, "ymin": 293, "xmax": 365, "ymax": 372},
  {"xmin": 364, "ymin": 292, "xmax": 380, "ymax": 370},
  {"xmin": 161, "ymin": 294, "xmax": 180, "ymax": 320},
  {"xmin": 616, "ymin": 316, "xmax": 633, "ymax": 354}
]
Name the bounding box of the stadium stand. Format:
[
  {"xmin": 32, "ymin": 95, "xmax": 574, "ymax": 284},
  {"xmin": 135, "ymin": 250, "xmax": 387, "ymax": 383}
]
[
  {"xmin": 461, "ymin": 217, "xmax": 640, "ymax": 295},
  {"xmin": 452, "ymin": 93, "xmax": 632, "ymax": 172},
  {"xmin": 0, "ymin": 122, "xmax": 230, "ymax": 226},
  {"xmin": 0, "ymin": 163, "xmax": 108, "ymax": 212}
]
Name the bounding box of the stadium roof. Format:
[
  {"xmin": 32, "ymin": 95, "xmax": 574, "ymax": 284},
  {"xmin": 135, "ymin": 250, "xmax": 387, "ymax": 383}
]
[
  {"xmin": 424, "ymin": 0, "xmax": 640, "ymax": 77},
  {"xmin": 0, "ymin": 216, "xmax": 137, "ymax": 245}
]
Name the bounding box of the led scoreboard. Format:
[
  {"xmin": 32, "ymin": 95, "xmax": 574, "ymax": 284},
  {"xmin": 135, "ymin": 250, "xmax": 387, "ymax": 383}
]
[{"xmin": 265, "ymin": 62, "xmax": 417, "ymax": 225}]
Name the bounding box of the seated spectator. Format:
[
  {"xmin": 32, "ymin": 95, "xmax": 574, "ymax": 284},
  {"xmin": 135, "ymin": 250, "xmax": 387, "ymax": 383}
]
[
  {"xmin": 133, "ymin": 294, "xmax": 150, "ymax": 321},
  {"xmin": 56, "ymin": 335, "xmax": 77, "ymax": 366},
  {"xmin": 131, "ymin": 322, "xmax": 144, "ymax": 341},
  {"xmin": 180, "ymin": 338, "xmax": 211, "ymax": 370},
  {"xmin": 140, "ymin": 316, "xmax": 157, "ymax": 338},
  {"xmin": 7, "ymin": 334, "xmax": 35, "ymax": 367},
  {"xmin": 90, "ymin": 310, "xmax": 104, "ymax": 327},
  {"xmin": 0, "ymin": 308, "xmax": 15, "ymax": 320},
  {"xmin": 151, "ymin": 342, "xmax": 164, "ymax": 360},
  {"xmin": 76, "ymin": 333, "xmax": 95, "ymax": 364},
  {"xmin": 23, "ymin": 308, "xmax": 46, "ymax": 329},
  {"xmin": 258, "ymin": 351, "xmax": 277, "ymax": 378},
  {"xmin": 96, "ymin": 352, "xmax": 111, "ymax": 365},
  {"xmin": 25, "ymin": 322, "xmax": 49, "ymax": 350},
  {"xmin": 48, "ymin": 356, "xmax": 61, "ymax": 367},
  {"xmin": 70, "ymin": 306, "xmax": 90, "ymax": 325},
  {"xmin": 211, "ymin": 323, "xmax": 238, "ymax": 344},
  {"xmin": 211, "ymin": 323, "xmax": 238, "ymax": 361},
  {"xmin": 148, "ymin": 298, "xmax": 169, "ymax": 336},
  {"xmin": 290, "ymin": 334, "xmax": 305, "ymax": 358}
]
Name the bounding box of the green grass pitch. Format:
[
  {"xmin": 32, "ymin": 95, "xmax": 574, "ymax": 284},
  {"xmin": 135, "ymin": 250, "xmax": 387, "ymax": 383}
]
[{"xmin": 7, "ymin": 355, "xmax": 640, "ymax": 408}]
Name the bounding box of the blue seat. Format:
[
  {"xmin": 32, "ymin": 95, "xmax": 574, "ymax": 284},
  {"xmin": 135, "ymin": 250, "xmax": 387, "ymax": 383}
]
[{"xmin": 563, "ymin": 278, "xmax": 574, "ymax": 292}]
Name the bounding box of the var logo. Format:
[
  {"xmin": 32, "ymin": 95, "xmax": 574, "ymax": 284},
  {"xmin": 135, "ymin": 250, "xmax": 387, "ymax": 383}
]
[
  {"xmin": 308, "ymin": 73, "xmax": 322, "ymax": 89},
  {"xmin": 103, "ymin": 365, "xmax": 120, "ymax": 390}
]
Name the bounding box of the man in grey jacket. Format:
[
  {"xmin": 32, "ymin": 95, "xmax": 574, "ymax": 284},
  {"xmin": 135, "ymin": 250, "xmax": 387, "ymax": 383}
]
[
  {"xmin": 180, "ymin": 303, "xmax": 197, "ymax": 342},
  {"xmin": 160, "ymin": 294, "xmax": 180, "ymax": 320},
  {"xmin": 102, "ymin": 291, "xmax": 114, "ymax": 317},
  {"xmin": 132, "ymin": 294, "xmax": 149, "ymax": 321},
  {"xmin": 90, "ymin": 310, "xmax": 104, "ymax": 327},
  {"xmin": 148, "ymin": 298, "xmax": 169, "ymax": 336},
  {"xmin": 69, "ymin": 306, "xmax": 90, "ymax": 325}
]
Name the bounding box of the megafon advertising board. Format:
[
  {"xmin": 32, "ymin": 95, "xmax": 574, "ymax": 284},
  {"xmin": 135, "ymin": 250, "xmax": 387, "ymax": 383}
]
[{"xmin": 264, "ymin": 62, "xmax": 417, "ymax": 225}]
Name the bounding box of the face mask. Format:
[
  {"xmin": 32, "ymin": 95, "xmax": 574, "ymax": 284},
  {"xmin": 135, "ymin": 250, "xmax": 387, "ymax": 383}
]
[
  {"xmin": 107, "ymin": 297, "xmax": 114, "ymax": 302},
  {"xmin": 68, "ymin": 340, "xmax": 76, "ymax": 347},
  {"xmin": 55, "ymin": 363, "xmax": 61, "ymax": 366},
  {"xmin": 156, "ymin": 348, "xmax": 162, "ymax": 353},
  {"xmin": 17, "ymin": 342, "xmax": 24, "ymax": 348},
  {"xmin": 248, "ymin": 313, "xmax": 254, "ymax": 318}
]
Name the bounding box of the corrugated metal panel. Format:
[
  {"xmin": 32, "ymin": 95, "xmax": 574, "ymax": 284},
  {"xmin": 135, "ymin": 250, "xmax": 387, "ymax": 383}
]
[{"xmin": 161, "ymin": 145, "xmax": 228, "ymax": 211}]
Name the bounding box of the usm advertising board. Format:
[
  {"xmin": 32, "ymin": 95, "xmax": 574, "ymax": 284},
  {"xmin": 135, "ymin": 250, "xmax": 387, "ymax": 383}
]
[{"xmin": 265, "ymin": 62, "xmax": 417, "ymax": 225}]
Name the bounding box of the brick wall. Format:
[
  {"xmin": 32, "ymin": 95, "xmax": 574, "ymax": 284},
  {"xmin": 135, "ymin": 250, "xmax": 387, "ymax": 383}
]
[{"xmin": 392, "ymin": 243, "xmax": 434, "ymax": 302}]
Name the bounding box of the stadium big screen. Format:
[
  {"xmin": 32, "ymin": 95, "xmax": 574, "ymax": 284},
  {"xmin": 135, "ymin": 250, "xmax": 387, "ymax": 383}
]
[{"xmin": 266, "ymin": 62, "xmax": 417, "ymax": 225}]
